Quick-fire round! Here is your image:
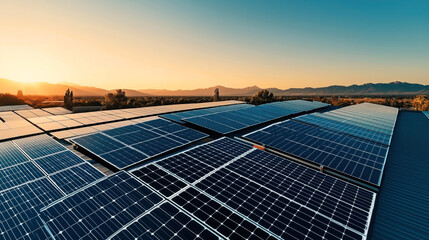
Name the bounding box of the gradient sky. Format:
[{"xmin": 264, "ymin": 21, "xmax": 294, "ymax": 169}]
[{"xmin": 1, "ymin": 0, "xmax": 429, "ymax": 90}]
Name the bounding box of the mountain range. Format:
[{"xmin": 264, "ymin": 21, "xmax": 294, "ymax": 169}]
[{"xmin": 1, "ymin": 78, "xmax": 428, "ymax": 96}]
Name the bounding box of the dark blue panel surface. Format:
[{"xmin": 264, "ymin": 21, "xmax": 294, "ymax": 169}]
[
  {"xmin": 0, "ymin": 161, "xmax": 45, "ymax": 191},
  {"xmin": 0, "ymin": 178, "xmax": 63, "ymax": 240},
  {"xmin": 295, "ymin": 114, "xmax": 391, "ymax": 145},
  {"xmin": 35, "ymin": 150, "xmax": 86, "ymax": 174},
  {"xmin": 244, "ymin": 120, "xmax": 388, "ymax": 185},
  {"xmin": 40, "ymin": 172, "xmax": 163, "ymax": 240},
  {"xmin": 49, "ymin": 163, "xmax": 105, "ymax": 194},
  {"xmin": 0, "ymin": 141, "xmax": 30, "ymax": 169},
  {"xmin": 111, "ymin": 202, "xmax": 220, "ymax": 240},
  {"xmin": 13, "ymin": 134, "xmax": 66, "ymax": 159}
]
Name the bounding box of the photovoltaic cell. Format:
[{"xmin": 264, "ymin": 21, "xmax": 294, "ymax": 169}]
[
  {"xmin": 40, "ymin": 172, "xmax": 164, "ymax": 240},
  {"xmin": 71, "ymin": 119, "xmax": 208, "ymax": 170},
  {"xmin": 0, "ymin": 178, "xmax": 63, "ymax": 240},
  {"xmin": 13, "ymin": 134, "xmax": 67, "ymax": 159},
  {"xmin": 244, "ymin": 120, "xmax": 388, "ymax": 185},
  {"xmin": 182, "ymin": 100, "xmax": 327, "ymax": 134},
  {"xmin": 0, "ymin": 141, "xmax": 30, "ymax": 169},
  {"xmin": 294, "ymin": 114, "xmax": 391, "ymax": 145},
  {"xmin": 132, "ymin": 164, "xmax": 187, "ymax": 197},
  {"xmin": 34, "ymin": 150, "xmax": 86, "ymax": 174},
  {"xmin": 0, "ymin": 162, "xmax": 45, "ymax": 192},
  {"xmin": 172, "ymin": 187, "xmax": 277, "ymax": 240},
  {"xmin": 111, "ymin": 202, "xmax": 220, "ymax": 240},
  {"xmin": 130, "ymin": 137, "xmax": 375, "ymax": 239},
  {"xmin": 49, "ymin": 163, "xmax": 105, "ymax": 194},
  {"xmin": 196, "ymin": 168, "xmax": 364, "ymax": 239},
  {"xmin": 161, "ymin": 104, "xmax": 252, "ymax": 124}
]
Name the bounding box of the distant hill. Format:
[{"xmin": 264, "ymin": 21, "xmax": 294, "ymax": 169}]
[
  {"xmin": 0, "ymin": 79, "xmax": 150, "ymax": 96},
  {"xmin": 1, "ymin": 78, "xmax": 428, "ymax": 96},
  {"xmin": 141, "ymin": 82, "xmax": 429, "ymax": 96},
  {"xmin": 140, "ymin": 85, "xmax": 261, "ymax": 96}
]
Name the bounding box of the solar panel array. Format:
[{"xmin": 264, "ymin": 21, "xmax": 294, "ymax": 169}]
[
  {"xmin": 70, "ymin": 118, "xmax": 208, "ymax": 170},
  {"xmin": 0, "ymin": 104, "xmax": 33, "ymax": 112},
  {"xmin": 243, "ymin": 103, "xmax": 398, "ymax": 186},
  {"xmin": 15, "ymin": 108, "xmax": 53, "ymax": 118},
  {"xmin": 0, "ymin": 111, "xmax": 43, "ymax": 141},
  {"xmin": 0, "ymin": 134, "xmax": 105, "ymax": 239},
  {"xmin": 294, "ymin": 114, "xmax": 392, "ymax": 145},
  {"xmin": 39, "ymin": 137, "xmax": 376, "ymax": 240},
  {"xmin": 161, "ymin": 103, "xmax": 253, "ymax": 123},
  {"xmin": 27, "ymin": 100, "xmax": 244, "ymax": 131},
  {"xmin": 182, "ymin": 100, "xmax": 329, "ymax": 134},
  {"xmin": 42, "ymin": 107, "xmax": 73, "ymax": 115}
]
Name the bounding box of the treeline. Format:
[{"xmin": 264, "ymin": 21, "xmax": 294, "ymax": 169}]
[{"xmin": 0, "ymin": 94, "xmax": 25, "ymax": 106}]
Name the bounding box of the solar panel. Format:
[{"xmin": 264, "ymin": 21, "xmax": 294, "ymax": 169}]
[
  {"xmin": 34, "ymin": 150, "xmax": 86, "ymax": 174},
  {"xmin": 310, "ymin": 112, "xmax": 393, "ymax": 136},
  {"xmin": 172, "ymin": 187, "xmax": 277, "ymax": 240},
  {"xmin": 13, "ymin": 134, "xmax": 67, "ymax": 159},
  {"xmin": 0, "ymin": 141, "xmax": 30, "ymax": 169},
  {"xmin": 243, "ymin": 120, "xmax": 388, "ymax": 186},
  {"xmin": 0, "ymin": 161, "xmax": 45, "ymax": 192},
  {"xmin": 39, "ymin": 172, "xmax": 162, "ymax": 239},
  {"xmin": 0, "ymin": 178, "xmax": 63, "ymax": 240},
  {"xmin": 48, "ymin": 163, "xmax": 105, "ymax": 194},
  {"xmin": 295, "ymin": 114, "xmax": 392, "ymax": 145},
  {"xmin": 129, "ymin": 137, "xmax": 376, "ymax": 239},
  {"xmin": 111, "ymin": 202, "xmax": 220, "ymax": 239},
  {"xmin": 182, "ymin": 100, "xmax": 327, "ymax": 134},
  {"xmin": 161, "ymin": 103, "xmax": 252, "ymax": 123},
  {"xmin": 71, "ymin": 119, "xmax": 208, "ymax": 170}
]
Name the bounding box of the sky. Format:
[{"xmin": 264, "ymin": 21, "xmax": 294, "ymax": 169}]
[{"xmin": 1, "ymin": 0, "xmax": 429, "ymax": 90}]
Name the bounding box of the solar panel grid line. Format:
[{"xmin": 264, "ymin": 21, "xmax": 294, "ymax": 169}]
[
  {"xmin": 107, "ymin": 201, "xmax": 223, "ymax": 240},
  {"xmin": 146, "ymin": 162, "xmax": 282, "ymax": 239},
  {"xmin": 131, "ymin": 138, "xmax": 375, "ymax": 239},
  {"xmin": 275, "ymin": 121, "xmax": 387, "ymax": 160},
  {"xmin": 225, "ymin": 152, "xmax": 376, "ymax": 236},
  {"xmin": 311, "ymin": 113, "xmax": 393, "ymax": 136},
  {"xmin": 157, "ymin": 157, "xmax": 367, "ymax": 240},
  {"xmin": 39, "ymin": 171, "xmax": 165, "ymax": 240},
  {"xmin": 236, "ymin": 150, "xmax": 375, "ymax": 215},
  {"xmin": 195, "ymin": 168, "xmax": 368, "ymax": 239},
  {"xmin": 147, "ymin": 143, "xmax": 370, "ymax": 239},
  {"xmin": 105, "ymin": 199, "xmax": 169, "ymax": 239},
  {"xmin": 0, "ymin": 177, "xmax": 65, "ymax": 240},
  {"xmin": 323, "ymin": 112, "xmax": 393, "ymax": 132},
  {"xmin": 242, "ymin": 122, "xmax": 387, "ymax": 185},
  {"xmin": 293, "ymin": 115, "xmax": 392, "ymax": 146},
  {"xmin": 0, "ymin": 161, "xmax": 47, "ymax": 193},
  {"xmin": 327, "ymin": 111, "xmax": 394, "ymax": 129}
]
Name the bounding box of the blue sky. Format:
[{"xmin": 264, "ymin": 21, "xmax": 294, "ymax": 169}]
[{"xmin": 1, "ymin": 0, "xmax": 428, "ymax": 89}]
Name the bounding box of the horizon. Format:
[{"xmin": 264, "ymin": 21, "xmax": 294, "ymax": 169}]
[{"xmin": 1, "ymin": 1, "xmax": 429, "ymax": 90}]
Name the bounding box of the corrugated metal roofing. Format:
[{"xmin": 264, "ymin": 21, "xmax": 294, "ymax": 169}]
[{"xmin": 370, "ymin": 111, "xmax": 429, "ymax": 239}]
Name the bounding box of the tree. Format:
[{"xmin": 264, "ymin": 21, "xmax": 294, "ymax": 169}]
[
  {"xmin": 250, "ymin": 90, "xmax": 274, "ymax": 105},
  {"xmin": 63, "ymin": 88, "xmax": 74, "ymax": 110},
  {"xmin": 413, "ymin": 95, "xmax": 429, "ymax": 111},
  {"xmin": 0, "ymin": 94, "xmax": 25, "ymax": 106},
  {"xmin": 17, "ymin": 90, "xmax": 24, "ymax": 98},
  {"xmin": 213, "ymin": 88, "xmax": 220, "ymax": 102},
  {"xmin": 104, "ymin": 89, "xmax": 128, "ymax": 109}
]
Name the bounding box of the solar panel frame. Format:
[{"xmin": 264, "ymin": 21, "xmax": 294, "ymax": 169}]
[
  {"xmin": 294, "ymin": 114, "xmax": 392, "ymax": 145},
  {"xmin": 70, "ymin": 119, "xmax": 208, "ymax": 170},
  {"xmin": 182, "ymin": 100, "xmax": 328, "ymax": 134},
  {"xmin": 0, "ymin": 178, "xmax": 64, "ymax": 240},
  {"xmin": 130, "ymin": 137, "xmax": 376, "ymax": 239},
  {"xmin": 243, "ymin": 120, "xmax": 389, "ymax": 186},
  {"xmin": 39, "ymin": 171, "xmax": 165, "ymax": 240}
]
